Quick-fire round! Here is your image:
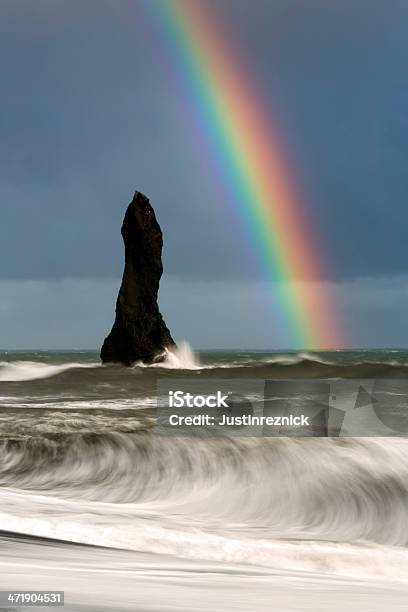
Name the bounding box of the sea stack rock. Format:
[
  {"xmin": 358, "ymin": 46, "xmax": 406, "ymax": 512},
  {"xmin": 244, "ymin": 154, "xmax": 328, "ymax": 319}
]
[{"xmin": 101, "ymin": 191, "xmax": 175, "ymax": 365}]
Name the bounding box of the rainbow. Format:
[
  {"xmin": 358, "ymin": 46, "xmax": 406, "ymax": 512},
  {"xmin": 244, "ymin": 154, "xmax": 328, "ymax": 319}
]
[{"xmin": 146, "ymin": 0, "xmax": 341, "ymax": 348}]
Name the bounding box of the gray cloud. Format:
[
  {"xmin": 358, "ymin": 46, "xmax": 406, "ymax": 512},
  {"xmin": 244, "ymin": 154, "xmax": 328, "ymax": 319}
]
[{"xmin": 1, "ymin": 0, "xmax": 407, "ymax": 284}]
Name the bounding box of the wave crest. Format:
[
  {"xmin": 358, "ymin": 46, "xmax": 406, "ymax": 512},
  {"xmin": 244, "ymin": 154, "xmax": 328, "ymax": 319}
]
[
  {"xmin": 0, "ymin": 361, "xmax": 99, "ymax": 382},
  {"xmin": 136, "ymin": 341, "xmax": 201, "ymax": 370}
]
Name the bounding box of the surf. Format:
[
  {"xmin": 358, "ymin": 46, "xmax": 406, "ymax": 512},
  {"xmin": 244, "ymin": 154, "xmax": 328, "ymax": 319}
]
[
  {"xmin": 0, "ymin": 360, "xmax": 99, "ymax": 382},
  {"xmin": 1, "ymin": 435, "xmax": 408, "ymax": 580}
]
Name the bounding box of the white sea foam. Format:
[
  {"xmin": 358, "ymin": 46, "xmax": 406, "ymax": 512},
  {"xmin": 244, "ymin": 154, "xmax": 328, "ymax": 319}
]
[
  {"xmin": 0, "ymin": 361, "xmax": 99, "ymax": 382},
  {"xmin": 136, "ymin": 344, "xmax": 336, "ymax": 371},
  {"xmin": 0, "ymin": 397, "xmax": 157, "ymax": 410},
  {"xmin": 136, "ymin": 341, "xmax": 201, "ymax": 370},
  {"xmin": 1, "ymin": 503, "xmax": 408, "ymax": 582},
  {"xmin": 1, "ymin": 350, "xmax": 403, "ymax": 382},
  {"xmin": 1, "ymin": 546, "xmax": 407, "ymax": 612}
]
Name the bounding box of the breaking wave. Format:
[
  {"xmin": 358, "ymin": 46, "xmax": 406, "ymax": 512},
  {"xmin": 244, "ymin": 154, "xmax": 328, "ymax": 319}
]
[
  {"xmin": 2, "ymin": 347, "xmax": 408, "ymax": 583},
  {"xmin": 138, "ymin": 341, "xmax": 201, "ymax": 370},
  {"xmin": 1, "ymin": 345, "xmax": 408, "ymax": 382},
  {"xmin": 0, "ymin": 361, "xmax": 99, "ymax": 382},
  {"xmin": 1, "ymin": 434, "xmax": 408, "ymax": 579}
]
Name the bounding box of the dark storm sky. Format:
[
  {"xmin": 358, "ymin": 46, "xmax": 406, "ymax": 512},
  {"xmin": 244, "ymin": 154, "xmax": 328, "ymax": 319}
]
[{"xmin": 1, "ymin": 0, "xmax": 407, "ymax": 348}]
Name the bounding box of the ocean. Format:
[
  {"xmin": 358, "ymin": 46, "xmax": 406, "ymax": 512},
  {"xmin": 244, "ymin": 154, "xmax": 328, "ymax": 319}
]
[{"xmin": 1, "ymin": 346, "xmax": 408, "ymax": 611}]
